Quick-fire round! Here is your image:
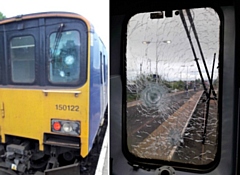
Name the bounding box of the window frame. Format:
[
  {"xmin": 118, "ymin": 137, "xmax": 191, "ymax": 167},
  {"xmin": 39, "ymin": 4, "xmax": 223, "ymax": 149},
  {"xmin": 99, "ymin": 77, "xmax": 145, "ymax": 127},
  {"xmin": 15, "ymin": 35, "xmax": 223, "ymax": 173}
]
[
  {"xmin": 48, "ymin": 30, "xmax": 81, "ymax": 85},
  {"xmin": 45, "ymin": 21, "xmax": 88, "ymax": 87},
  {"xmin": 6, "ymin": 28, "xmax": 39, "ymax": 86}
]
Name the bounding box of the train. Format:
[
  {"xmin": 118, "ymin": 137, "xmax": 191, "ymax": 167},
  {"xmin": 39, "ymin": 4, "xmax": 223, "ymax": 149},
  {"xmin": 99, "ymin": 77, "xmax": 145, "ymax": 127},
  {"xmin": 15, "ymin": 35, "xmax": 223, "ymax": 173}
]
[
  {"xmin": 110, "ymin": 0, "xmax": 239, "ymax": 175},
  {"xmin": 0, "ymin": 12, "xmax": 108, "ymax": 175}
]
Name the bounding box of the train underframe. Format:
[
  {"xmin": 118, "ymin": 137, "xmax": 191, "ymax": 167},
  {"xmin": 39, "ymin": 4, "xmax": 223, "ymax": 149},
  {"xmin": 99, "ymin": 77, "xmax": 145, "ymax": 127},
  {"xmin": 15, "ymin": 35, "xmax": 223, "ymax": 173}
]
[
  {"xmin": 0, "ymin": 123, "xmax": 105, "ymax": 175},
  {"xmin": 0, "ymin": 134, "xmax": 83, "ymax": 175}
]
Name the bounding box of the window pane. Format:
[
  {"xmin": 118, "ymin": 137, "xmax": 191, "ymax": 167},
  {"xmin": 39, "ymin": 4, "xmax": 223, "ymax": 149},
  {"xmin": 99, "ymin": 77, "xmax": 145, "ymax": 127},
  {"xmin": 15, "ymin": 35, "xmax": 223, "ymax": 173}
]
[
  {"xmin": 126, "ymin": 8, "xmax": 220, "ymax": 165},
  {"xmin": 10, "ymin": 36, "xmax": 35, "ymax": 83},
  {"xmin": 49, "ymin": 31, "xmax": 80, "ymax": 83}
]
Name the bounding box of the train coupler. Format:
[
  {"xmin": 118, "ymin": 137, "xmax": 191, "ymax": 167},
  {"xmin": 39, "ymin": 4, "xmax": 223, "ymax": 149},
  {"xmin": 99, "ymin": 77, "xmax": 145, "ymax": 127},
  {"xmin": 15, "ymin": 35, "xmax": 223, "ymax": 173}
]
[
  {"xmin": 46, "ymin": 157, "xmax": 59, "ymax": 170},
  {"xmin": 46, "ymin": 147, "xmax": 59, "ymax": 170}
]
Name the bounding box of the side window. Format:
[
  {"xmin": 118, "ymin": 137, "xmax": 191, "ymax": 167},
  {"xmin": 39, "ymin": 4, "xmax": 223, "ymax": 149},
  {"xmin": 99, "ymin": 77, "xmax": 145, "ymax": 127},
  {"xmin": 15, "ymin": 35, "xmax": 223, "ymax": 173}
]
[
  {"xmin": 100, "ymin": 52, "xmax": 104, "ymax": 84},
  {"xmin": 125, "ymin": 8, "xmax": 220, "ymax": 170},
  {"xmin": 103, "ymin": 54, "xmax": 107, "ymax": 82},
  {"xmin": 10, "ymin": 36, "xmax": 35, "ymax": 83}
]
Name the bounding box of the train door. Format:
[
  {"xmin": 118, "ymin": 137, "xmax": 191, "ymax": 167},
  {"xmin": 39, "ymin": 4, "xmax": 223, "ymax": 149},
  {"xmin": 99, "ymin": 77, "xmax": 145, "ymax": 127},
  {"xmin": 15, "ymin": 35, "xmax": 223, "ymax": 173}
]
[
  {"xmin": 0, "ymin": 24, "xmax": 46, "ymax": 142},
  {"xmin": 100, "ymin": 51, "xmax": 106, "ymax": 122},
  {"xmin": 103, "ymin": 54, "xmax": 108, "ymax": 109},
  {"xmin": 0, "ymin": 33, "xmax": 3, "ymax": 134}
]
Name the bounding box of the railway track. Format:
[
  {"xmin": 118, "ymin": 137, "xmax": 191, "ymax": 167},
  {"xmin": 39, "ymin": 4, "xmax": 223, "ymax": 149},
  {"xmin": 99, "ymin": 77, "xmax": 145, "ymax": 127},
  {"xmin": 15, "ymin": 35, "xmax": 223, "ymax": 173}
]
[
  {"xmin": 127, "ymin": 90, "xmax": 197, "ymax": 143},
  {"xmin": 173, "ymin": 94, "xmax": 218, "ymax": 164},
  {"xmin": 127, "ymin": 90, "xmax": 204, "ymax": 160}
]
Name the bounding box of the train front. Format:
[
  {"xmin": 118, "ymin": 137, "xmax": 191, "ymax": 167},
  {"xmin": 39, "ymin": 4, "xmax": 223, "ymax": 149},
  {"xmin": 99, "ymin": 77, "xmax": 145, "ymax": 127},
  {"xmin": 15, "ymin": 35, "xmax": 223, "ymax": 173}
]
[{"xmin": 0, "ymin": 12, "xmax": 95, "ymax": 175}]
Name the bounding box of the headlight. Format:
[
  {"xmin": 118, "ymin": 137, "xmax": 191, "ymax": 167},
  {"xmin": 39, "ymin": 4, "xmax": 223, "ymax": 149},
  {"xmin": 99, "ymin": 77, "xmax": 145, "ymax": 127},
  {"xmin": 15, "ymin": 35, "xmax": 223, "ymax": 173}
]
[
  {"xmin": 51, "ymin": 119, "xmax": 80, "ymax": 136},
  {"xmin": 62, "ymin": 123, "xmax": 73, "ymax": 132},
  {"xmin": 64, "ymin": 55, "xmax": 75, "ymax": 65}
]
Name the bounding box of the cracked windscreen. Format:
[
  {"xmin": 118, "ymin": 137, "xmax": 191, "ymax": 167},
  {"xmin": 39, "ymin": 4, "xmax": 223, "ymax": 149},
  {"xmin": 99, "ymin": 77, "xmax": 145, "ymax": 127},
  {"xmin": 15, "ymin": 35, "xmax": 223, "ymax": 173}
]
[
  {"xmin": 126, "ymin": 8, "xmax": 220, "ymax": 165},
  {"xmin": 49, "ymin": 30, "xmax": 80, "ymax": 84}
]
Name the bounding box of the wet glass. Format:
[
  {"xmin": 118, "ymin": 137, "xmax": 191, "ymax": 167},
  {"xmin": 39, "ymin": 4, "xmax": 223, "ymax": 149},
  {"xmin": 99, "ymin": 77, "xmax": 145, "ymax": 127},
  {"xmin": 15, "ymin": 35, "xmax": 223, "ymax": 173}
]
[
  {"xmin": 49, "ymin": 30, "xmax": 80, "ymax": 83},
  {"xmin": 10, "ymin": 36, "xmax": 35, "ymax": 83},
  {"xmin": 126, "ymin": 8, "xmax": 220, "ymax": 165}
]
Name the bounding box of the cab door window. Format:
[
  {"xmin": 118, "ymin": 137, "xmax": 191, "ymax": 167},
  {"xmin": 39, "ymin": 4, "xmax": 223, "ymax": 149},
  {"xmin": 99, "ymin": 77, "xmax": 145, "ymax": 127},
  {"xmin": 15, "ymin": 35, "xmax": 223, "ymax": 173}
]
[{"xmin": 10, "ymin": 36, "xmax": 35, "ymax": 83}]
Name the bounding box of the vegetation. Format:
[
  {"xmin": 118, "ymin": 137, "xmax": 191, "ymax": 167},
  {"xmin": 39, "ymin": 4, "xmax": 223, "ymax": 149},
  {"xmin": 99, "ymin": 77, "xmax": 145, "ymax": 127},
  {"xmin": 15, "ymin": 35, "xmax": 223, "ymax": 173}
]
[
  {"xmin": 127, "ymin": 93, "xmax": 140, "ymax": 102},
  {"xmin": 0, "ymin": 12, "xmax": 6, "ymax": 20},
  {"xmin": 127, "ymin": 74, "xmax": 206, "ymax": 102}
]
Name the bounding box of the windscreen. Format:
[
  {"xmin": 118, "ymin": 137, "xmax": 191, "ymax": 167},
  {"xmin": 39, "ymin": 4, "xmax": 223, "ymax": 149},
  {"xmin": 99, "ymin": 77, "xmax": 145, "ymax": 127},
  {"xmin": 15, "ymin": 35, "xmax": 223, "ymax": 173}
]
[
  {"xmin": 126, "ymin": 8, "xmax": 220, "ymax": 165},
  {"xmin": 49, "ymin": 30, "xmax": 80, "ymax": 84}
]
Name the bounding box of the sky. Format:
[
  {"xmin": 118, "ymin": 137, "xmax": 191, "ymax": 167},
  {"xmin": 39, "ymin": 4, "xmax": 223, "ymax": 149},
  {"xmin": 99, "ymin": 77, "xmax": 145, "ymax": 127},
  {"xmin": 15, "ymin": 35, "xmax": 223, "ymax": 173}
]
[
  {"xmin": 126, "ymin": 8, "xmax": 220, "ymax": 81},
  {"xmin": 0, "ymin": 0, "xmax": 109, "ymax": 53}
]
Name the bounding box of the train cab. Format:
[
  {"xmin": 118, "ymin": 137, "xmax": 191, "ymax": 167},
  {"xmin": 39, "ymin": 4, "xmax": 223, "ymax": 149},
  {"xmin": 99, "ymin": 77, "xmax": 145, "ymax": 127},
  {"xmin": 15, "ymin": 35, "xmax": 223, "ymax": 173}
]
[{"xmin": 110, "ymin": 0, "xmax": 239, "ymax": 175}]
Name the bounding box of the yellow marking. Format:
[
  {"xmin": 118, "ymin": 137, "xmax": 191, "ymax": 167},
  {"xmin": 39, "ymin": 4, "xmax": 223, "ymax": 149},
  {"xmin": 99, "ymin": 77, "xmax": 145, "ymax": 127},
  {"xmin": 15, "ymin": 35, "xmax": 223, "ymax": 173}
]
[{"xmin": 127, "ymin": 100, "xmax": 141, "ymax": 108}]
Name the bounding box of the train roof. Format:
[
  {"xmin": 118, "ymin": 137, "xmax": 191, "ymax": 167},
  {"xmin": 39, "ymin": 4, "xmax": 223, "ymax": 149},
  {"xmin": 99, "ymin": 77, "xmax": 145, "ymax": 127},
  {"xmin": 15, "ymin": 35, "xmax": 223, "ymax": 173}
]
[
  {"xmin": 0, "ymin": 11, "xmax": 108, "ymax": 52},
  {"xmin": 0, "ymin": 11, "xmax": 93, "ymax": 31}
]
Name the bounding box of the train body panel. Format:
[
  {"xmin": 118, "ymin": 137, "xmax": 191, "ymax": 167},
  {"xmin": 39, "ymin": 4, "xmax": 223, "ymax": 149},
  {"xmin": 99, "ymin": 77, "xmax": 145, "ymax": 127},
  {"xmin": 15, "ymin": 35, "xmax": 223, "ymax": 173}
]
[
  {"xmin": 89, "ymin": 31, "xmax": 108, "ymax": 151},
  {"xmin": 41, "ymin": 84, "xmax": 90, "ymax": 157},
  {"xmin": 0, "ymin": 85, "xmax": 89, "ymax": 155},
  {"xmin": 0, "ymin": 88, "xmax": 45, "ymax": 141}
]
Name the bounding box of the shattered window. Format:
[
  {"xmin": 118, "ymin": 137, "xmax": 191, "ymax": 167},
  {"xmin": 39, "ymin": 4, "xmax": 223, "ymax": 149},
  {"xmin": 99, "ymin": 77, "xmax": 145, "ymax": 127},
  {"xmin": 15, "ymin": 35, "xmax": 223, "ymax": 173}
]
[
  {"xmin": 126, "ymin": 8, "xmax": 220, "ymax": 166},
  {"xmin": 49, "ymin": 30, "xmax": 80, "ymax": 84}
]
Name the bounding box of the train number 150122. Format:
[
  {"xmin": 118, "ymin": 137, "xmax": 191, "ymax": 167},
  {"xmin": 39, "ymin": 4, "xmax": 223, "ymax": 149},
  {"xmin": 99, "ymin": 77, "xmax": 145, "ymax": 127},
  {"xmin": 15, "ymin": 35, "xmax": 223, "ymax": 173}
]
[{"xmin": 55, "ymin": 104, "xmax": 79, "ymax": 112}]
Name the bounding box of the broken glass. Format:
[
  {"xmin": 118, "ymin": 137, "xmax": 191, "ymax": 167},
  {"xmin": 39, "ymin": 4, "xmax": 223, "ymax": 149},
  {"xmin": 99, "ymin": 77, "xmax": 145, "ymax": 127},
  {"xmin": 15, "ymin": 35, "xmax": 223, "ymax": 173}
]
[
  {"xmin": 126, "ymin": 8, "xmax": 220, "ymax": 165},
  {"xmin": 49, "ymin": 30, "xmax": 80, "ymax": 83}
]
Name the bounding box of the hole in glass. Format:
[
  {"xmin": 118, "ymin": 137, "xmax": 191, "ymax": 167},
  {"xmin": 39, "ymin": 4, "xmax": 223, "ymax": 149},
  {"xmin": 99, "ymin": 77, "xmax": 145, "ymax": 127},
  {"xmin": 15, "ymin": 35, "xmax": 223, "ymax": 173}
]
[
  {"xmin": 161, "ymin": 170, "xmax": 170, "ymax": 175},
  {"xmin": 126, "ymin": 8, "xmax": 220, "ymax": 165},
  {"xmin": 49, "ymin": 30, "xmax": 80, "ymax": 83}
]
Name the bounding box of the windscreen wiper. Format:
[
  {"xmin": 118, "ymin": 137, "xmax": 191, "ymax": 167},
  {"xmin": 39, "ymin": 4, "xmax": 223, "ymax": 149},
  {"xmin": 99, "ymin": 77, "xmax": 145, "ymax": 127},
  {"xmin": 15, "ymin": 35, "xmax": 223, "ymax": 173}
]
[
  {"xmin": 51, "ymin": 23, "xmax": 64, "ymax": 61},
  {"xmin": 202, "ymin": 53, "xmax": 217, "ymax": 143},
  {"xmin": 179, "ymin": 10, "xmax": 208, "ymax": 97},
  {"xmin": 179, "ymin": 9, "xmax": 218, "ymax": 144},
  {"xmin": 185, "ymin": 9, "xmax": 217, "ymax": 99}
]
